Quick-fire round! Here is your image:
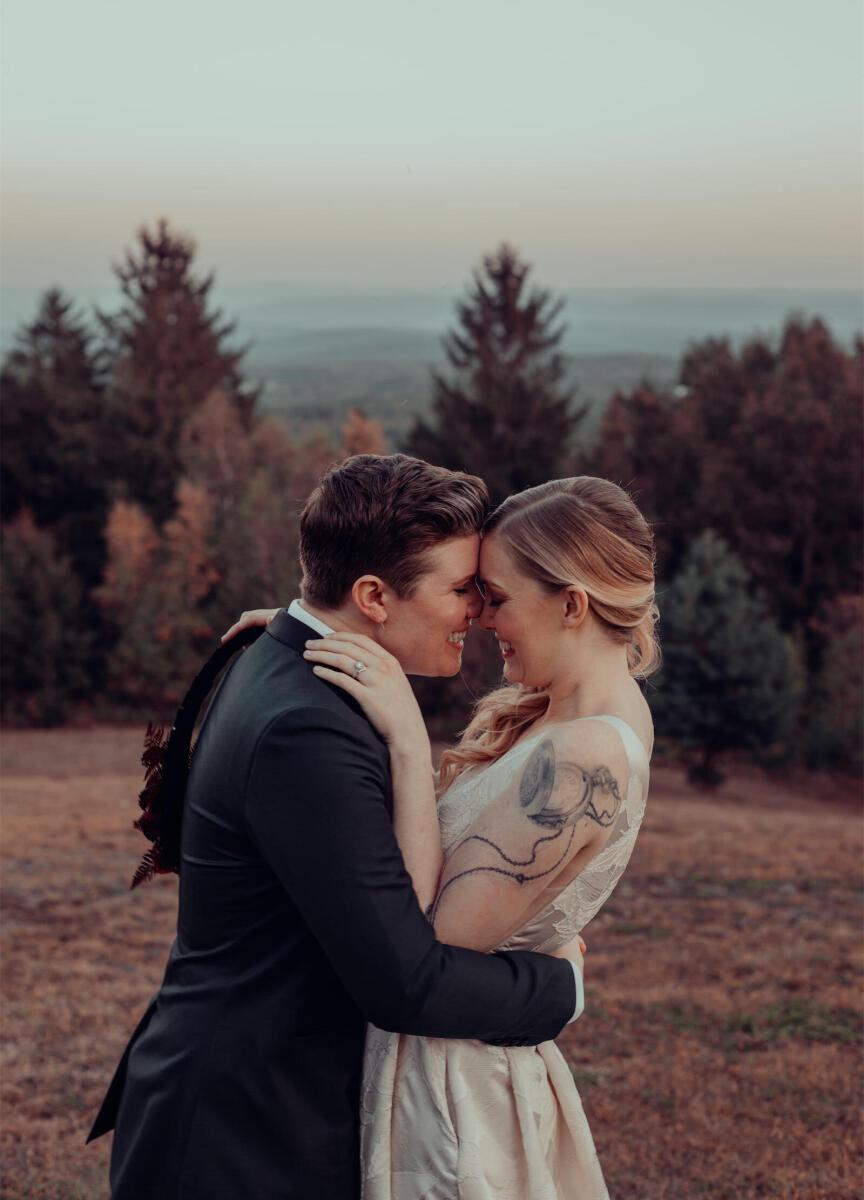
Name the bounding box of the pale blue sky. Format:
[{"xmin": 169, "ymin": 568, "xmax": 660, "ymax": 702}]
[{"xmin": 2, "ymin": 0, "xmax": 862, "ymax": 289}]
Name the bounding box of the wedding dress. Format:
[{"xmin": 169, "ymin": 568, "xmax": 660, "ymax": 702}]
[{"xmin": 360, "ymin": 715, "xmax": 650, "ymax": 1199}]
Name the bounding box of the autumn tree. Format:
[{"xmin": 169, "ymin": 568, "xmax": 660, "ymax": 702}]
[
  {"xmin": 594, "ymin": 383, "xmax": 699, "ymax": 575},
  {"xmin": 99, "ymin": 220, "xmax": 258, "ymax": 519},
  {"xmin": 95, "ymin": 411, "xmax": 338, "ymax": 710},
  {"xmin": 342, "ymin": 408, "xmax": 387, "ymax": 457},
  {"xmin": 95, "ymin": 485, "xmax": 221, "ymax": 708},
  {"xmin": 701, "ymin": 319, "xmax": 863, "ymax": 639},
  {"xmin": 595, "ymin": 317, "xmax": 863, "ymax": 638},
  {"xmin": 185, "ymin": 414, "xmax": 336, "ymax": 632},
  {"xmin": 405, "ymin": 243, "xmax": 586, "ymax": 506}
]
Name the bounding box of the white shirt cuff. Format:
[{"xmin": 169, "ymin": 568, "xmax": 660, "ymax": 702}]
[{"xmin": 566, "ymin": 962, "xmax": 584, "ymax": 1023}]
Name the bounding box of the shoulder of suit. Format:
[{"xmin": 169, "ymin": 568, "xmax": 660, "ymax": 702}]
[{"xmin": 264, "ymin": 685, "xmax": 388, "ymax": 750}]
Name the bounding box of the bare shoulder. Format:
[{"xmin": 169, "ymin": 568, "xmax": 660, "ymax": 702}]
[
  {"xmin": 515, "ymin": 720, "xmax": 630, "ymax": 838},
  {"xmin": 537, "ymin": 717, "xmax": 632, "ymax": 772}
]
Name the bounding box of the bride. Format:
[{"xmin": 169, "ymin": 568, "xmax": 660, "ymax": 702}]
[{"xmin": 280, "ymin": 475, "xmax": 658, "ymax": 1198}]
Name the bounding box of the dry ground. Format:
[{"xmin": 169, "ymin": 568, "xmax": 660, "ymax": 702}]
[{"xmin": 0, "ymin": 727, "xmax": 861, "ymax": 1200}]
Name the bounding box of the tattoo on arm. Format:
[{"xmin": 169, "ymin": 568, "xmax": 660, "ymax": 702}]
[{"xmin": 431, "ymin": 738, "xmax": 623, "ymax": 921}]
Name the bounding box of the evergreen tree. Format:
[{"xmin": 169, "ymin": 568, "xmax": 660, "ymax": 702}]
[
  {"xmin": 405, "ymin": 244, "xmax": 586, "ymax": 506},
  {"xmin": 802, "ymin": 595, "xmax": 863, "ymax": 774},
  {"xmin": 652, "ymin": 532, "xmax": 801, "ymax": 786},
  {"xmin": 0, "ymin": 289, "xmax": 109, "ymax": 587},
  {"xmin": 99, "ymin": 220, "xmax": 257, "ymax": 519},
  {"xmin": 1, "ymin": 511, "xmax": 92, "ymax": 724}
]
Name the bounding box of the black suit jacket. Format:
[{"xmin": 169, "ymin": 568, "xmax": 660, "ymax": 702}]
[{"xmin": 89, "ymin": 611, "xmax": 576, "ymax": 1199}]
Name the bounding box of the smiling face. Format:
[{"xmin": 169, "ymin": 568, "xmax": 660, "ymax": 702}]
[
  {"xmin": 378, "ymin": 534, "xmax": 483, "ymax": 677},
  {"xmin": 477, "ymin": 532, "xmax": 570, "ymax": 688}
]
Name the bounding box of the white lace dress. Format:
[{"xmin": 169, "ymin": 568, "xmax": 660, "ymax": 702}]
[{"xmin": 359, "ymin": 715, "xmax": 650, "ymax": 1199}]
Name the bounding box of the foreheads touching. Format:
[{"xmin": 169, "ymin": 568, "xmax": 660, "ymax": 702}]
[
  {"xmin": 299, "ymin": 454, "xmax": 489, "ymax": 610},
  {"xmin": 483, "ymin": 477, "xmax": 660, "ymax": 677}
]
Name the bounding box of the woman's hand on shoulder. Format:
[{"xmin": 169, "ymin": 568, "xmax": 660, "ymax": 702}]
[
  {"xmin": 221, "ymin": 608, "xmax": 280, "ymax": 641},
  {"xmin": 303, "ymin": 632, "xmax": 430, "ymax": 758}
]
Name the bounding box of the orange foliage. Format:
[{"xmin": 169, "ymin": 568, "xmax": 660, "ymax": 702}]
[
  {"xmin": 179, "ymin": 387, "xmax": 252, "ymax": 491},
  {"xmin": 97, "ymin": 500, "xmax": 158, "ymax": 607},
  {"xmin": 342, "ymin": 407, "xmax": 387, "ymax": 457},
  {"xmin": 162, "ymin": 479, "xmax": 221, "ymax": 605}
]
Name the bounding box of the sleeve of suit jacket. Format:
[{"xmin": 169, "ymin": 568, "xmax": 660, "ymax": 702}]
[{"xmin": 244, "ymin": 706, "xmax": 576, "ymax": 1043}]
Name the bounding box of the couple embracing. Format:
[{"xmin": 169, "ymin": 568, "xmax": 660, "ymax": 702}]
[{"xmin": 89, "ymin": 453, "xmax": 658, "ymax": 1199}]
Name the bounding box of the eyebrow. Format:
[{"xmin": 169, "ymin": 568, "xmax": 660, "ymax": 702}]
[{"xmin": 477, "ymin": 576, "xmax": 504, "ymax": 590}]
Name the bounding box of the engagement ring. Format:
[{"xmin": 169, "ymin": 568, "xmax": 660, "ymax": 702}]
[{"xmin": 352, "ymin": 661, "xmax": 367, "ymax": 679}]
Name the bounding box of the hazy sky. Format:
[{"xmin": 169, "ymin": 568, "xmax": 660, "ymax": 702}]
[{"xmin": 2, "ymin": 0, "xmax": 862, "ymax": 291}]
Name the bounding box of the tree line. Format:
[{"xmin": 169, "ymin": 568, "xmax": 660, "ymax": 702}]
[{"xmin": 2, "ymin": 223, "xmax": 861, "ymax": 782}]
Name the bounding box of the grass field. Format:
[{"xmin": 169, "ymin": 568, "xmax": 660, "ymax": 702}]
[{"xmin": 1, "ymin": 727, "xmax": 861, "ymax": 1199}]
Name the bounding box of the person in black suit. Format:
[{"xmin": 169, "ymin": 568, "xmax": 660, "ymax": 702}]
[{"xmin": 88, "ymin": 454, "xmax": 581, "ymax": 1200}]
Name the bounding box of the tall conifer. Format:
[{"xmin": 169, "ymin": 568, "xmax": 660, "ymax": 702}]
[
  {"xmin": 0, "ymin": 288, "xmax": 109, "ymax": 587},
  {"xmin": 99, "ymin": 220, "xmax": 257, "ymax": 519},
  {"xmin": 405, "ymin": 244, "xmax": 585, "ymax": 506}
]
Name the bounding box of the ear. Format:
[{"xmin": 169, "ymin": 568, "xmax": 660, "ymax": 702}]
[
  {"xmin": 351, "ymin": 575, "xmax": 389, "ymax": 625},
  {"xmin": 563, "ymin": 587, "xmax": 590, "ymax": 629}
]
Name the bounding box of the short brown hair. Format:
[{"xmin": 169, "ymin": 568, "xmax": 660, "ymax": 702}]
[{"xmin": 299, "ymin": 454, "xmax": 489, "ymax": 609}]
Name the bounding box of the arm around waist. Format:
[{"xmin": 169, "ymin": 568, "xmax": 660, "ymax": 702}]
[{"xmin": 244, "ymin": 707, "xmax": 575, "ymax": 1042}]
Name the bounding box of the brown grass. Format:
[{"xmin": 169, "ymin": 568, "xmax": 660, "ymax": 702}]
[{"xmin": 1, "ymin": 728, "xmax": 861, "ymax": 1199}]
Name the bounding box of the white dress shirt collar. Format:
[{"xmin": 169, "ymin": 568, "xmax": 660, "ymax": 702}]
[{"xmin": 287, "ymin": 598, "xmax": 334, "ymax": 638}]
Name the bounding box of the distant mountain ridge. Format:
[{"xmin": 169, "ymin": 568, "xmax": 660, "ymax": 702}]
[
  {"xmin": 2, "ymin": 284, "xmax": 859, "ymax": 442},
  {"xmin": 2, "ymin": 283, "xmax": 860, "ymax": 361},
  {"xmin": 257, "ymin": 351, "xmax": 678, "ymax": 441}
]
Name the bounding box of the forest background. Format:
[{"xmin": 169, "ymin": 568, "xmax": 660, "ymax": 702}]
[
  {"xmin": 2, "ymin": 223, "xmax": 862, "ymax": 1198},
  {"xmin": 2, "ymin": 221, "xmax": 862, "ymax": 784}
]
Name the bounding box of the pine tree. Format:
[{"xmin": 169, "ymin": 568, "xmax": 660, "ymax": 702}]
[
  {"xmin": 0, "ymin": 289, "xmax": 109, "ymax": 586},
  {"xmin": 652, "ymin": 532, "xmax": 801, "ymax": 786},
  {"xmin": 802, "ymin": 595, "xmax": 863, "ymax": 773},
  {"xmin": 0, "ymin": 511, "xmax": 92, "ymax": 724},
  {"xmin": 99, "ymin": 220, "xmax": 257, "ymax": 519},
  {"xmin": 405, "ymin": 244, "xmax": 586, "ymax": 506}
]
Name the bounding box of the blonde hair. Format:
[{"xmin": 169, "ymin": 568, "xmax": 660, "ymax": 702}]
[{"xmin": 438, "ymin": 477, "xmax": 659, "ymax": 792}]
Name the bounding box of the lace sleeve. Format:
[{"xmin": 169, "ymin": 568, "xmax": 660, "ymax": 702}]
[
  {"xmin": 525, "ymin": 776, "xmax": 646, "ymax": 954},
  {"xmin": 431, "ymin": 722, "xmax": 631, "ymax": 952}
]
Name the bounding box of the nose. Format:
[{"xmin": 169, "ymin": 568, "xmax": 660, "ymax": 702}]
[
  {"xmin": 466, "ymin": 582, "xmax": 483, "ymax": 620},
  {"xmin": 478, "ymin": 597, "xmax": 496, "ymax": 631}
]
